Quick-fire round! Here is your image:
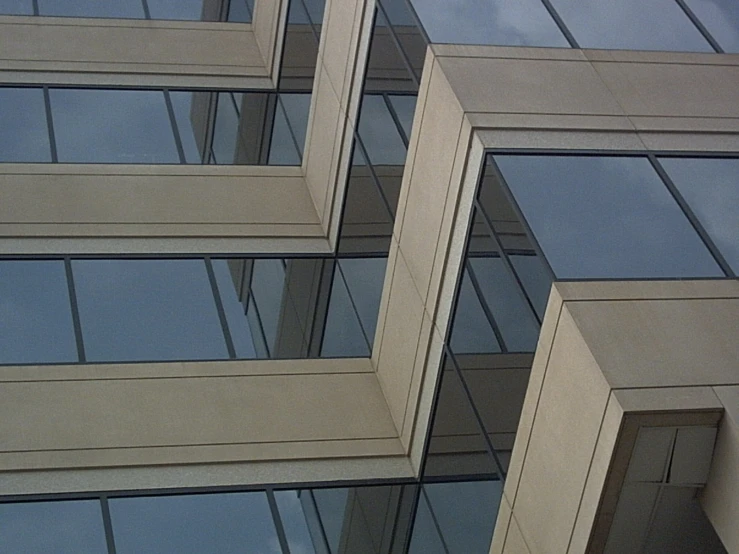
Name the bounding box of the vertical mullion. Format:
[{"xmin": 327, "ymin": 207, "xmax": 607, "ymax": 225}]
[
  {"xmin": 266, "ymin": 488, "xmax": 292, "ymax": 554},
  {"xmin": 100, "ymin": 496, "xmax": 118, "ymax": 554},
  {"xmin": 42, "ymin": 86, "xmax": 58, "ymax": 163},
  {"xmin": 538, "ymin": 0, "xmax": 580, "ymax": 49},
  {"xmin": 64, "ymin": 258, "xmax": 86, "ymax": 363},
  {"xmin": 163, "ymin": 89, "xmax": 187, "ymax": 164},
  {"xmin": 674, "ymin": 0, "xmax": 724, "ymax": 53},
  {"xmin": 204, "ymin": 257, "xmax": 238, "ymax": 359},
  {"xmin": 141, "ymin": 0, "xmax": 152, "ymax": 20}
]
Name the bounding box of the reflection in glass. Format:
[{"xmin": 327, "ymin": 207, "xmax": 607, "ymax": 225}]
[
  {"xmin": 0, "ymin": 500, "xmax": 107, "ymax": 554},
  {"xmin": 494, "ymin": 155, "xmax": 724, "ymax": 278},
  {"xmin": 509, "ymin": 254, "xmax": 552, "ymax": 320},
  {"xmin": 228, "ymin": 0, "xmax": 255, "ymax": 22},
  {"xmin": 280, "ymin": 93, "xmax": 312, "ymax": 156},
  {"xmin": 147, "ymin": 0, "xmax": 205, "ymax": 21},
  {"xmin": 388, "ymin": 94, "xmax": 417, "ymax": 142},
  {"xmin": 212, "ymin": 259, "xmax": 258, "ymax": 358},
  {"xmin": 0, "ymin": 0, "xmax": 33, "ymax": 14},
  {"xmin": 357, "ymin": 95, "xmax": 408, "ymax": 166},
  {"xmin": 548, "ymin": 0, "xmax": 713, "ymax": 51},
  {"xmin": 210, "ymin": 92, "xmax": 243, "ymax": 164},
  {"xmin": 0, "ymin": 261, "xmax": 78, "ymax": 364},
  {"xmin": 268, "ymin": 98, "xmax": 302, "ymax": 165},
  {"xmin": 50, "ymin": 88, "xmax": 180, "ymax": 163},
  {"xmin": 312, "ymin": 488, "xmax": 348, "ymax": 554},
  {"xmin": 275, "ymin": 491, "xmax": 317, "ymax": 554},
  {"xmin": 73, "ymin": 259, "xmax": 228, "ymax": 362},
  {"xmin": 408, "ymin": 491, "xmax": 447, "ymax": 554},
  {"xmin": 38, "ymin": 0, "xmax": 145, "ymax": 18},
  {"xmin": 0, "ymin": 87, "xmax": 51, "ymax": 162},
  {"xmin": 683, "ymin": 0, "xmax": 739, "ymax": 52},
  {"xmin": 321, "ymin": 262, "xmax": 371, "ymax": 357},
  {"xmin": 110, "ymin": 492, "xmax": 281, "ymax": 554},
  {"xmin": 450, "ymin": 268, "xmax": 502, "ymax": 354},
  {"xmin": 659, "ymin": 157, "xmax": 739, "ymax": 273},
  {"xmin": 410, "ymin": 0, "xmax": 568, "ymax": 47},
  {"xmin": 248, "ymin": 259, "xmax": 286, "ymax": 358},
  {"xmin": 336, "ymin": 257, "xmax": 387, "ymax": 341},
  {"xmin": 169, "ymin": 90, "xmax": 206, "ymax": 163}
]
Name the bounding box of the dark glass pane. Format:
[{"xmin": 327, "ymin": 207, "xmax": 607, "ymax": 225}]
[
  {"xmin": 0, "ymin": 500, "xmax": 107, "ymax": 554},
  {"xmin": 409, "ymin": 0, "xmax": 568, "ymax": 47},
  {"xmin": 110, "ymin": 492, "xmax": 280, "ymax": 554},
  {"xmin": 321, "ymin": 262, "xmax": 371, "ymax": 357},
  {"xmin": 357, "ymin": 95, "xmax": 407, "ymax": 166},
  {"xmin": 407, "ymin": 492, "xmax": 446, "ymax": 554},
  {"xmin": 73, "ymin": 259, "xmax": 228, "ymax": 362},
  {"xmin": 379, "ymin": 0, "xmax": 418, "ymax": 27},
  {"xmin": 659, "ymin": 157, "xmax": 739, "ymax": 273},
  {"xmin": 0, "ymin": 87, "xmax": 51, "ymax": 162},
  {"xmin": 0, "ymin": 0, "xmax": 33, "ymax": 15},
  {"xmin": 468, "ymin": 256, "xmax": 540, "ymax": 352},
  {"xmin": 337, "ymin": 257, "xmax": 387, "ymax": 343},
  {"xmin": 509, "ymin": 254, "xmax": 552, "ymax": 320},
  {"xmin": 168, "ymin": 90, "xmax": 204, "ymax": 163},
  {"xmin": 228, "ymin": 0, "xmax": 254, "ymax": 22},
  {"xmin": 423, "ymin": 480, "xmax": 502, "ymax": 553},
  {"xmin": 450, "ymin": 267, "xmax": 502, "ymax": 355},
  {"xmin": 494, "ymin": 155, "xmax": 724, "ymax": 279},
  {"xmin": 38, "ymin": 0, "xmax": 145, "ymax": 18},
  {"xmin": 50, "ymin": 89, "xmax": 179, "ymax": 163},
  {"xmin": 684, "ymin": 0, "xmax": 739, "ymax": 52},
  {"xmin": 312, "ymin": 488, "xmax": 348, "ymax": 554},
  {"xmin": 147, "ymin": 0, "xmax": 204, "ymax": 20},
  {"xmin": 548, "ymin": 0, "xmax": 713, "ymax": 51},
  {"xmin": 248, "ymin": 258, "xmax": 286, "ymax": 357},
  {"xmin": 268, "ymin": 98, "xmax": 302, "ymax": 166},
  {"xmin": 0, "ymin": 260, "xmax": 78, "ymax": 364},
  {"xmin": 212, "ymin": 259, "xmax": 258, "ymax": 358},
  {"xmin": 364, "ymin": 8, "xmax": 420, "ymax": 93},
  {"xmin": 388, "ymin": 94, "xmax": 417, "ymax": 141},
  {"xmin": 275, "ymin": 491, "xmax": 317, "ymax": 554}
]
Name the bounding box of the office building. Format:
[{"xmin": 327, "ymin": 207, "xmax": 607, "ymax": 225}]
[{"xmin": 0, "ymin": 0, "xmax": 737, "ymax": 552}]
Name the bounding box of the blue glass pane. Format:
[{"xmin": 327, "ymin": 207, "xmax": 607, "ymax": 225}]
[
  {"xmin": 357, "ymin": 95, "xmax": 407, "ymax": 166},
  {"xmin": 495, "ymin": 155, "xmax": 724, "ymax": 279},
  {"xmin": 0, "ymin": 88, "xmax": 51, "ymax": 162},
  {"xmin": 0, "ymin": 260, "xmax": 78, "ymax": 364},
  {"xmin": 73, "ymin": 259, "xmax": 228, "ymax": 362},
  {"xmin": 509, "ymin": 254, "xmax": 552, "ymax": 320},
  {"xmin": 275, "ymin": 491, "xmax": 317, "ymax": 554},
  {"xmin": 169, "ymin": 90, "xmax": 206, "ymax": 163},
  {"xmin": 410, "ymin": 0, "xmax": 569, "ymax": 47},
  {"xmin": 212, "ymin": 259, "xmax": 258, "ymax": 358},
  {"xmin": 268, "ymin": 98, "xmax": 302, "ymax": 166},
  {"xmin": 228, "ymin": 0, "xmax": 254, "ymax": 22},
  {"xmin": 321, "ymin": 263, "xmax": 371, "ymax": 357},
  {"xmin": 248, "ymin": 259, "xmax": 286, "ymax": 357},
  {"xmin": 50, "ymin": 89, "xmax": 179, "ymax": 163},
  {"xmin": 0, "ymin": 0, "xmax": 33, "ymax": 15},
  {"xmin": 407, "ymin": 492, "xmax": 446, "ymax": 554},
  {"xmin": 450, "ymin": 268, "xmax": 502, "ymax": 354},
  {"xmin": 38, "ymin": 0, "xmax": 145, "ymax": 18},
  {"xmin": 337, "ymin": 257, "xmax": 387, "ymax": 343},
  {"xmin": 147, "ymin": 0, "xmax": 204, "ymax": 20},
  {"xmin": 280, "ymin": 93, "xmax": 312, "ymax": 156},
  {"xmin": 0, "ymin": 500, "xmax": 107, "ymax": 554},
  {"xmin": 210, "ymin": 92, "xmax": 243, "ymax": 164},
  {"xmin": 110, "ymin": 492, "xmax": 280, "ymax": 554},
  {"xmin": 312, "ymin": 488, "xmax": 348, "ymax": 554},
  {"xmin": 388, "ymin": 94, "xmax": 417, "ymax": 141},
  {"xmin": 684, "ymin": 0, "xmax": 739, "ymax": 52},
  {"xmin": 659, "ymin": 157, "xmax": 739, "ymax": 273},
  {"xmin": 548, "ymin": 0, "xmax": 713, "ymax": 51}
]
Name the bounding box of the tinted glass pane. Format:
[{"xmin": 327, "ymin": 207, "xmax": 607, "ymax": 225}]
[
  {"xmin": 0, "ymin": 500, "xmax": 107, "ymax": 554},
  {"xmin": 212, "ymin": 259, "xmax": 258, "ymax": 358},
  {"xmin": 409, "ymin": 0, "xmax": 568, "ymax": 47},
  {"xmin": 468, "ymin": 256, "xmax": 540, "ymax": 352},
  {"xmin": 388, "ymin": 94, "xmax": 417, "ymax": 141},
  {"xmin": 38, "ymin": 0, "xmax": 145, "ymax": 18},
  {"xmin": 509, "ymin": 254, "xmax": 552, "ymax": 320},
  {"xmin": 147, "ymin": 0, "xmax": 204, "ymax": 20},
  {"xmin": 275, "ymin": 491, "xmax": 317, "ymax": 554},
  {"xmin": 357, "ymin": 95, "xmax": 407, "ymax": 165},
  {"xmin": 268, "ymin": 99, "xmax": 302, "ymax": 165},
  {"xmin": 659, "ymin": 157, "xmax": 739, "ymax": 273},
  {"xmin": 548, "ymin": 0, "xmax": 713, "ymax": 51},
  {"xmin": 0, "ymin": 261, "xmax": 78, "ymax": 364},
  {"xmin": 450, "ymin": 268, "xmax": 501, "ymax": 354},
  {"xmin": 110, "ymin": 492, "xmax": 280, "ymax": 554},
  {"xmin": 321, "ymin": 263, "xmax": 371, "ymax": 357},
  {"xmin": 423, "ymin": 480, "xmax": 502, "ymax": 554},
  {"xmin": 249, "ymin": 259, "xmax": 286, "ymax": 357},
  {"xmin": 50, "ymin": 89, "xmax": 179, "ymax": 163},
  {"xmin": 495, "ymin": 155, "xmax": 724, "ymax": 279},
  {"xmin": 0, "ymin": 0, "xmax": 32, "ymax": 15},
  {"xmin": 337, "ymin": 257, "xmax": 387, "ymax": 342},
  {"xmin": 684, "ymin": 0, "xmax": 739, "ymax": 52},
  {"xmin": 73, "ymin": 259, "xmax": 228, "ymax": 362},
  {"xmin": 228, "ymin": 0, "xmax": 254, "ymax": 22},
  {"xmin": 210, "ymin": 92, "xmax": 243, "ymax": 164},
  {"xmin": 0, "ymin": 88, "xmax": 51, "ymax": 162},
  {"xmin": 312, "ymin": 488, "xmax": 348, "ymax": 554},
  {"xmin": 280, "ymin": 93, "xmax": 312, "ymax": 156},
  {"xmin": 169, "ymin": 90, "xmax": 204, "ymax": 163},
  {"xmin": 407, "ymin": 492, "xmax": 446, "ymax": 554}
]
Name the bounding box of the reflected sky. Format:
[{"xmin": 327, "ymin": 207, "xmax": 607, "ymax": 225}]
[
  {"xmin": 38, "ymin": 0, "xmax": 144, "ymax": 18},
  {"xmin": 311, "ymin": 488, "xmax": 348, "ymax": 554},
  {"xmin": 410, "ymin": 0, "xmax": 568, "ymax": 47},
  {"xmin": 321, "ymin": 262, "xmax": 371, "ymax": 357},
  {"xmin": 494, "ymin": 155, "xmax": 724, "ymax": 279},
  {"xmin": 0, "ymin": 88, "xmax": 51, "ymax": 162},
  {"xmin": 275, "ymin": 491, "xmax": 317, "ymax": 554},
  {"xmin": 450, "ymin": 269, "xmax": 502, "ymax": 354},
  {"xmin": 0, "ymin": 0, "xmax": 33, "ymax": 14},
  {"xmin": 388, "ymin": 94, "xmax": 417, "ymax": 142},
  {"xmin": 549, "ymin": 0, "xmax": 713, "ymax": 51},
  {"xmin": 684, "ymin": 0, "xmax": 739, "ymax": 52}
]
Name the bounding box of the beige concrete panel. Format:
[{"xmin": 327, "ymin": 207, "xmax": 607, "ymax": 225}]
[
  {"xmin": 504, "ymin": 514, "xmax": 533, "ymax": 554},
  {"xmin": 437, "ymin": 57, "xmax": 624, "ymax": 115},
  {"xmin": 375, "ymin": 249, "xmax": 426, "ymax": 432},
  {"xmin": 467, "ymin": 113, "xmax": 635, "ymax": 132},
  {"xmin": 0, "ymin": 19, "xmax": 266, "ymax": 79},
  {"xmin": 566, "ymin": 298, "xmax": 739, "ymax": 389},
  {"xmin": 0, "ymin": 372, "xmax": 399, "ymax": 469},
  {"xmin": 637, "ymin": 131, "xmax": 739, "ymax": 152},
  {"xmin": 0, "ymin": 456, "xmax": 415, "ymax": 495},
  {"xmin": 396, "ymin": 61, "xmax": 465, "ymax": 299},
  {"xmin": 0, "ymin": 70, "xmax": 272, "ymax": 88},
  {"xmin": 583, "ymin": 49, "xmax": 739, "ymax": 65},
  {"xmin": 0, "ymin": 223, "xmax": 325, "ymax": 238},
  {"xmin": 252, "ymin": 0, "xmax": 286, "ymax": 78},
  {"xmin": 630, "ymin": 116, "xmax": 739, "ymax": 133},
  {"xmin": 555, "ymin": 279, "xmax": 739, "ymax": 302},
  {"xmin": 490, "ymin": 493, "xmax": 513, "ymax": 554},
  {"xmin": 432, "ymin": 44, "xmax": 586, "ymax": 61},
  {"xmin": 476, "ymin": 129, "xmax": 646, "ymax": 151},
  {"xmin": 702, "ymin": 386, "xmax": 739, "ymax": 553},
  {"xmin": 511, "ymin": 306, "xmax": 611, "ymax": 554},
  {"xmin": 613, "ymin": 387, "xmax": 724, "ymax": 415},
  {"xmin": 371, "ymin": 237, "xmax": 398, "ymax": 366},
  {"xmin": 592, "ymin": 61, "xmax": 739, "ymax": 118}
]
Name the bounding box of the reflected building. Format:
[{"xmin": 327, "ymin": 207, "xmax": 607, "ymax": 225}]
[{"xmin": 0, "ymin": 0, "xmax": 738, "ymax": 553}]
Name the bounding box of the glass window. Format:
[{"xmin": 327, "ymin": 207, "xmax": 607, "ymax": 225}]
[
  {"xmin": 494, "ymin": 155, "xmax": 724, "ymax": 279},
  {"xmin": 509, "ymin": 254, "xmax": 552, "ymax": 320},
  {"xmin": 388, "ymin": 94, "xmax": 417, "ymax": 142},
  {"xmin": 548, "ymin": 0, "xmax": 713, "ymax": 51},
  {"xmin": 336, "ymin": 257, "xmax": 387, "ymax": 343},
  {"xmin": 321, "ymin": 262, "xmax": 371, "ymax": 357},
  {"xmin": 0, "ymin": 88, "xmax": 51, "ymax": 162},
  {"xmin": 0, "ymin": 260, "xmax": 78, "ymax": 364},
  {"xmin": 228, "ymin": 0, "xmax": 254, "ymax": 22},
  {"xmin": 147, "ymin": 0, "xmax": 204, "ymax": 20},
  {"xmin": 50, "ymin": 88, "xmax": 180, "ymax": 163},
  {"xmin": 38, "ymin": 0, "xmax": 145, "ymax": 19},
  {"xmin": 312, "ymin": 488, "xmax": 348, "ymax": 554},
  {"xmin": 0, "ymin": 500, "xmax": 107, "ymax": 554},
  {"xmin": 408, "ymin": 492, "xmax": 447, "ymax": 554},
  {"xmin": 268, "ymin": 98, "xmax": 302, "ymax": 166},
  {"xmin": 683, "ymin": 0, "xmax": 739, "ymax": 52},
  {"xmin": 210, "ymin": 92, "xmax": 244, "ymax": 165},
  {"xmin": 109, "ymin": 492, "xmax": 281, "ymax": 554},
  {"xmin": 274, "ymin": 491, "xmax": 317, "ymax": 554},
  {"xmin": 169, "ymin": 90, "xmax": 205, "ymax": 164},
  {"xmin": 279, "ymin": 93, "xmax": 312, "ymax": 156},
  {"xmin": 450, "ymin": 268, "xmax": 502, "ymax": 354},
  {"xmin": 248, "ymin": 259, "xmax": 286, "ymax": 357},
  {"xmin": 409, "ymin": 0, "xmax": 569, "ymax": 47},
  {"xmin": 0, "ymin": 0, "xmax": 33, "ymax": 15},
  {"xmin": 212, "ymin": 259, "xmax": 258, "ymax": 359},
  {"xmin": 357, "ymin": 95, "xmax": 408, "ymax": 166},
  {"xmin": 659, "ymin": 157, "xmax": 739, "ymax": 273},
  {"xmin": 72, "ymin": 259, "xmax": 228, "ymax": 362}
]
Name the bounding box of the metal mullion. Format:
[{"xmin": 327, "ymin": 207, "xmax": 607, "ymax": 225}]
[
  {"xmin": 64, "ymin": 258, "xmax": 86, "ymax": 363},
  {"xmin": 374, "ymin": 1, "xmax": 422, "ymax": 87},
  {"xmin": 204, "ymin": 257, "xmax": 238, "ymax": 359},
  {"xmin": 266, "ymin": 488, "xmax": 292, "ymax": 554},
  {"xmin": 538, "ymin": 0, "xmax": 580, "ymax": 49},
  {"xmin": 674, "ymin": 0, "xmax": 724, "ymax": 53},
  {"xmin": 465, "ymin": 259, "xmax": 508, "ymax": 354},
  {"xmin": 163, "ymin": 89, "xmax": 187, "ymax": 164},
  {"xmin": 100, "ymin": 495, "xmax": 118, "ymax": 554},
  {"xmin": 382, "ymin": 93, "xmax": 410, "ymax": 147},
  {"xmin": 648, "ymin": 154, "xmax": 735, "ymax": 277},
  {"xmin": 141, "ymin": 0, "xmax": 151, "ymax": 20},
  {"xmin": 42, "ymin": 86, "xmax": 58, "ymax": 163}
]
